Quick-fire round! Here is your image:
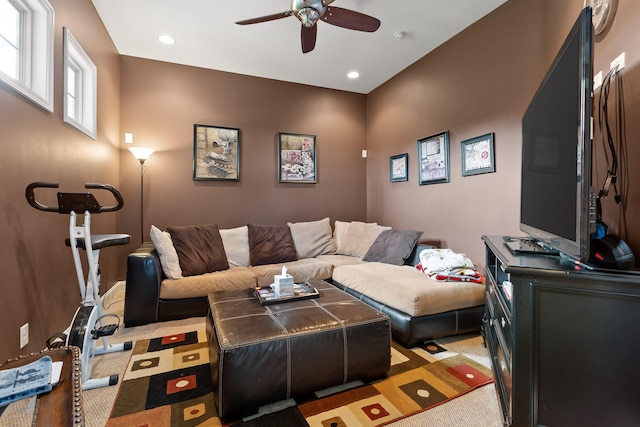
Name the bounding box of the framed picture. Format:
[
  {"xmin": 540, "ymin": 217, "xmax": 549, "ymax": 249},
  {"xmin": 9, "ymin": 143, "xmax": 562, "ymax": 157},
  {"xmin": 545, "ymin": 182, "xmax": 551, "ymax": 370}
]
[
  {"xmin": 417, "ymin": 131, "xmax": 450, "ymax": 185},
  {"xmin": 193, "ymin": 124, "xmax": 240, "ymax": 181},
  {"xmin": 461, "ymin": 133, "xmax": 495, "ymax": 176},
  {"xmin": 390, "ymin": 153, "xmax": 408, "ymax": 182},
  {"xmin": 278, "ymin": 132, "xmax": 316, "ymax": 183}
]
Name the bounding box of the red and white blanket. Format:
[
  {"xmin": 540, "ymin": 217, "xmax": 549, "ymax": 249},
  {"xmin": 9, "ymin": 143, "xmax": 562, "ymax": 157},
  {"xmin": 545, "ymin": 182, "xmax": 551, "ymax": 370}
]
[{"xmin": 416, "ymin": 248, "xmax": 483, "ymax": 283}]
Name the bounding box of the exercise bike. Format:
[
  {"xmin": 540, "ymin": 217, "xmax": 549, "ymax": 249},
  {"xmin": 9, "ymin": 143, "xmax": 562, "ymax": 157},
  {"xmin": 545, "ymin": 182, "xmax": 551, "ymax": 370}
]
[{"xmin": 25, "ymin": 182, "xmax": 133, "ymax": 390}]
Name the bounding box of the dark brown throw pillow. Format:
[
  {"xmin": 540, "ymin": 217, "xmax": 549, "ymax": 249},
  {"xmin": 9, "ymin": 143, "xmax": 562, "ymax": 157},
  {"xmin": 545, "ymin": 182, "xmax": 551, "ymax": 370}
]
[
  {"xmin": 248, "ymin": 224, "xmax": 298, "ymax": 266},
  {"xmin": 166, "ymin": 224, "xmax": 229, "ymax": 276},
  {"xmin": 363, "ymin": 229, "xmax": 423, "ymax": 265}
]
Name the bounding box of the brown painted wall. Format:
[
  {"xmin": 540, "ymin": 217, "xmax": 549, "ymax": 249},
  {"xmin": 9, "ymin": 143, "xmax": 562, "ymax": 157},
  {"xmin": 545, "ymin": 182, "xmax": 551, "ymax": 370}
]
[
  {"xmin": 3, "ymin": 0, "xmax": 640, "ymax": 361},
  {"xmin": 116, "ymin": 57, "xmax": 368, "ymax": 270},
  {"xmin": 366, "ymin": 0, "xmax": 542, "ymax": 266},
  {"xmin": 366, "ymin": 0, "xmax": 640, "ymax": 269},
  {"xmin": 0, "ymin": 0, "xmax": 121, "ymax": 360}
]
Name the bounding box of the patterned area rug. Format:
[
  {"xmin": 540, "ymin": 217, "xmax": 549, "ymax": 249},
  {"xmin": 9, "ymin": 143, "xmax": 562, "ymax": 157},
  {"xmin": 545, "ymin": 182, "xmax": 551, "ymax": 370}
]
[
  {"xmin": 106, "ymin": 330, "xmax": 492, "ymax": 427},
  {"xmin": 106, "ymin": 329, "xmax": 219, "ymax": 427}
]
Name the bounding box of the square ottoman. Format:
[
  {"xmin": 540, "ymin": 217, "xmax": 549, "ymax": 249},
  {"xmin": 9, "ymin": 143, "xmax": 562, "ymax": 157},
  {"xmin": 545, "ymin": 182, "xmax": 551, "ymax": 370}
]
[{"xmin": 206, "ymin": 280, "xmax": 391, "ymax": 421}]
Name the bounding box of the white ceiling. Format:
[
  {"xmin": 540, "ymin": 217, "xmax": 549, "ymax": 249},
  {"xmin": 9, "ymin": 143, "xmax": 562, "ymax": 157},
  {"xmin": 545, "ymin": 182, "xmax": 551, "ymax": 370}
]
[{"xmin": 91, "ymin": 0, "xmax": 508, "ymax": 94}]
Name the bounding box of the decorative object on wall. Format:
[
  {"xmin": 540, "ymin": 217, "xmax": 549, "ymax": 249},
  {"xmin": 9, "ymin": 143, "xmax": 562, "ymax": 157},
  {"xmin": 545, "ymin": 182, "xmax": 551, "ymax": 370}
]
[
  {"xmin": 417, "ymin": 131, "xmax": 450, "ymax": 185},
  {"xmin": 129, "ymin": 146, "xmax": 155, "ymax": 244},
  {"xmin": 390, "ymin": 153, "xmax": 408, "ymax": 182},
  {"xmin": 461, "ymin": 133, "xmax": 495, "ymax": 176},
  {"xmin": 278, "ymin": 132, "xmax": 316, "ymax": 183},
  {"xmin": 193, "ymin": 124, "xmax": 240, "ymax": 181},
  {"xmin": 585, "ymin": 0, "xmax": 614, "ymax": 35}
]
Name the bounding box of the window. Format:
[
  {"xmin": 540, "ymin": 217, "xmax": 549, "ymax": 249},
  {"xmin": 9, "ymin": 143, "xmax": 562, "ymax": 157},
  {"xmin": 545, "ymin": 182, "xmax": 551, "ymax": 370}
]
[
  {"xmin": 0, "ymin": 0, "xmax": 54, "ymax": 112},
  {"xmin": 0, "ymin": 0, "xmax": 20, "ymax": 79},
  {"xmin": 63, "ymin": 27, "xmax": 96, "ymax": 139}
]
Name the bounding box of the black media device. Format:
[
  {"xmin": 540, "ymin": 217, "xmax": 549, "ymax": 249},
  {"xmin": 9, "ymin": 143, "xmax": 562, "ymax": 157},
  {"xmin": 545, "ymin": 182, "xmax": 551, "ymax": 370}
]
[
  {"xmin": 518, "ymin": 6, "xmax": 595, "ymax": 263},
  {"xmin": 503, "ymin": 236, "xmax": 560, "ymax": 256}
]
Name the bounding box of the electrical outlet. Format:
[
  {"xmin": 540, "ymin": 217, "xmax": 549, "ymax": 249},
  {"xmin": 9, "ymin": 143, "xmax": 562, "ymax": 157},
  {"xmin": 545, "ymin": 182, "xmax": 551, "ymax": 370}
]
[
  {"xmin": 20, "ymin": 323, "xmax": 29, "ymax": 349},
  {"xmin": 593, "ymin": 70, "xmax": 603, "ymax": 90},
  {"xmin": 610, "ymin": 52, "xmax": 625, "ymax": 74}
]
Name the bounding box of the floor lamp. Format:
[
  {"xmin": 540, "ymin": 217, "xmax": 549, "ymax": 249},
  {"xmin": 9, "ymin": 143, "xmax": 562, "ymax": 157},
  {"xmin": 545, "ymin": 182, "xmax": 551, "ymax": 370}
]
[{"xmin": 129, "ymin": 147, "xmax": 155, "ymax": 244}]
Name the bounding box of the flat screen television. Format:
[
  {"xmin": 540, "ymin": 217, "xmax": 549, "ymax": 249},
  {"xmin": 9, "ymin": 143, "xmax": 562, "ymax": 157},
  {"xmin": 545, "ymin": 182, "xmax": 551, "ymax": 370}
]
[{"xmin": 518, "ymin": 6, "xmax": 596, "ymax": 262}]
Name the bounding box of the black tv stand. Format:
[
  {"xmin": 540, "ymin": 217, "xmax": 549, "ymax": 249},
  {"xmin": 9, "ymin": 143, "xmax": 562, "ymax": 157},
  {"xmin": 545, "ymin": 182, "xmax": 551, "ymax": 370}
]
[
  {"xmin": 503, "ymin": 236, "xmax": 560, "ymax": 256},
  {"xmin": 483, "ymin": 235, "xmax": 640, "ymax": 427}
]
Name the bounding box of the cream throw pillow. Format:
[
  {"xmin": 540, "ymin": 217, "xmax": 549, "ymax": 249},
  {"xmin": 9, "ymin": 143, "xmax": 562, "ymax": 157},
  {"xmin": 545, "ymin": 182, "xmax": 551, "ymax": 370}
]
[
  {"xmin": 287, "ymin": 217, "xmax": 336, "ymax": 259},
  {"xmin": 149, "ymin": 225, "xmax": 183, "ymax": 279},
  {"xmin": 337, "ymin": 221, "xmax": 391, "ymax": 257},
  {"xmin": 219, "ymin": 226, "xmax": 250, "ymax": 267}
]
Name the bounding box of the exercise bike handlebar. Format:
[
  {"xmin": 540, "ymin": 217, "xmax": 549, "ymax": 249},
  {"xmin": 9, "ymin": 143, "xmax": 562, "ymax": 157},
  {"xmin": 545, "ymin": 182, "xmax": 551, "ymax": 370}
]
[{"xmin": 25, "ymin": 182, "xmax": 125, "ymax": 214}]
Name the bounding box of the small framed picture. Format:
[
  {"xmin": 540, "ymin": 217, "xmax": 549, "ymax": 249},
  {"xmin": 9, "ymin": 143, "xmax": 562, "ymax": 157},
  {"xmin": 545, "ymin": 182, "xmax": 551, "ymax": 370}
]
[
  {"xmin": 278, "ymin": 132, "xmax": 316, "ymax": 183},
  {"xmin": 193, "ymin": 124, "xmax": 240, "ymax": 181},
  {"xmin": 461, "ymin": 133, "xmax": 495, "ymax": 176},
  {"xmin": 390, "ymin": 153, "xmax": 408, "ymax": 182},
  {"xmin": 417, "ymin": 131, "xmax": 450, "ymax": 185}
]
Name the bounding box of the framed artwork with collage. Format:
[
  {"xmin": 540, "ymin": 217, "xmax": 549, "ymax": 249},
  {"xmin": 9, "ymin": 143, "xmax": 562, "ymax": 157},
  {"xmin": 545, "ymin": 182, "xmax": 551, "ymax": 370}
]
[
  {"xmin": 417, "ymin": 131, "xmax": 450, "ymax": 185},
  {"xmin": 278, "ymin": 132, "xmax": 316, "ymax": 183}
]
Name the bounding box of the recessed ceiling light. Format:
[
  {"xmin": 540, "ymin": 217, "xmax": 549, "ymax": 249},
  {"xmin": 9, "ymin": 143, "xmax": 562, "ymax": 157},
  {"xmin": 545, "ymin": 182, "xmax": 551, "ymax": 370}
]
[
  {"xmin": 394, "ymin": 31, "xmax": 407, "ymax": 41},
  {"xmin": 347, "ymin": 71, "xmax": 360, "ymax": 79},
  {"xmin": 158, "ymin": 35, "xmax": 175, "ymax": 45}
]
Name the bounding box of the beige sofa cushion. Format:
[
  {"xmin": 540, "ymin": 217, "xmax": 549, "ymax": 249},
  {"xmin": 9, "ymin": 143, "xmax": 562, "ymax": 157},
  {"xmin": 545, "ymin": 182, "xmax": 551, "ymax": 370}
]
[
  {"xmin": 250, "ymin": 258, "xmax": 334, "ymax": 287},
  {"xmin": 149, "ymin": 225, "xmax": 183, "ymax": 279},
  {"xmin": 337, "ymin": 222, "xmax": 391, "ymax": 257},
  {"xmin": 315, "ymin": 254, "xmax": 365, "ymax": 267},
  {"xmin": 220, "ymin": 225, "xmax": 250, "ymax": 267},
  {"xmin": 332, "ymin": 262, "xmax": 484, "ymax": 317},
  {"xmin": 287, "ymin": 217, "xmax": 336, "ymax": 258},
  {"xmin": 160, "ymin": 267, "xmax": 256, "ymax": 299}
]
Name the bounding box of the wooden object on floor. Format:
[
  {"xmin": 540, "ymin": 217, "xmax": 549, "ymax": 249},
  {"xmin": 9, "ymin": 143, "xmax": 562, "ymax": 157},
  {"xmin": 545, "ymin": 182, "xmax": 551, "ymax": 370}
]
[{"xmin": 0, "ymin": 346, "xmax": 85, "ymax": 426}]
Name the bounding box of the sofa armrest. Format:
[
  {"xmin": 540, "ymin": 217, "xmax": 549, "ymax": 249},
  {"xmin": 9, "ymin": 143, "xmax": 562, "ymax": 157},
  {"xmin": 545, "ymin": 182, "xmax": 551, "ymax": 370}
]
[
  {"xmin": 405, "ymin": 243, "xmax": 435, "ymax": 267},
  {"xmin": 124, "ymin": 242, "xmax": 163, "ymax": 327}
]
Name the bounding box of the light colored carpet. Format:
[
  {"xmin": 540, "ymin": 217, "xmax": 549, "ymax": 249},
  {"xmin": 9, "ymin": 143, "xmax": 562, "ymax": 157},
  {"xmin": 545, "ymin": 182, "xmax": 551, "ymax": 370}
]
[{"xmin": 2, "ymin": 282, "xmax": 502, "ymax": 426}]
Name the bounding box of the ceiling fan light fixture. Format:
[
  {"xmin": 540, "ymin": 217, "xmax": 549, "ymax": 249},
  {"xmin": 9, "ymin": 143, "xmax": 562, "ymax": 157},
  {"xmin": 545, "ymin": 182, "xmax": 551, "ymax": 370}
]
[{"xmin": 297, "ymin": 8, "xmax": 320, "ymax": 27}]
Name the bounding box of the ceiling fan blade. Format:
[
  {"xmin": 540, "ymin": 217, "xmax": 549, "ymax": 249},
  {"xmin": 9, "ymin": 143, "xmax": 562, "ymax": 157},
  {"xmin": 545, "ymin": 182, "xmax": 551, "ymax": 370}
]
[
  {"xmin": 236, "ymin": 11, "xmax": 292, "ymax": 25},
  {"xmin": 301, "ymin": 24, "xmax": 317, "ymax": 54},
  {"xmin": 322, "ymin": 6, "xmax": 381, "ymax": 32}
]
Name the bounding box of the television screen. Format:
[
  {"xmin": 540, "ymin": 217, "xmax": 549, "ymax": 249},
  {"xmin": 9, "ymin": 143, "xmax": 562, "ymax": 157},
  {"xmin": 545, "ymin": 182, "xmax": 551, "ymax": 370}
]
[{"xmin": 520, "ymin": 6, "xmax": 595, "ymax": 262}]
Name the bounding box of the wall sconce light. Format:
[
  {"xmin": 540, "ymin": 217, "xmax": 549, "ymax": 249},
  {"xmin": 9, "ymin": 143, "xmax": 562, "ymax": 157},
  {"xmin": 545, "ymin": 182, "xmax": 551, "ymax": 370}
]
[
  {"xmin": 129, "ymin": 147, "xmax": 155, "ymax": 243},
  {"xmin": 124, "ymin": 132, "xmax": 134, "ymax": 144}
]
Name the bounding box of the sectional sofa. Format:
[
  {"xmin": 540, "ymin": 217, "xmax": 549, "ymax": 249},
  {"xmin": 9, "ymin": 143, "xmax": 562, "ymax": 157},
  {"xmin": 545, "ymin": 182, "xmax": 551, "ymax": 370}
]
[{"xmin": 124, "ymin": 218, "xmax": 485, "ymax": 347}]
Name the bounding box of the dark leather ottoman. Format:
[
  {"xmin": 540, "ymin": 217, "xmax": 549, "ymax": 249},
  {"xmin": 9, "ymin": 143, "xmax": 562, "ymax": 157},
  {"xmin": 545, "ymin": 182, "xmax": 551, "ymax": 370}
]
[{"xmin": 206, "ymin": 280, "xmax": 391, "ymax": 421}]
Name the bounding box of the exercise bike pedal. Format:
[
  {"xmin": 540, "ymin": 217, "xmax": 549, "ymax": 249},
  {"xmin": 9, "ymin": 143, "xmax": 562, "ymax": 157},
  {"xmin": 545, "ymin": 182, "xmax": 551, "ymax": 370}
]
[{"xmin": 92, "ymin": 323, "xmax": 118, "ymax": 339}]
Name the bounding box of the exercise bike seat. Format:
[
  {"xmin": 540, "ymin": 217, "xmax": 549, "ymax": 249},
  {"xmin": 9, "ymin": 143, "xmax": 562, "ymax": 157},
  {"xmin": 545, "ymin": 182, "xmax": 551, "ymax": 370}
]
[{"xmin": 66, "ymin": 233, "xmax": 131, "ymax": 250}]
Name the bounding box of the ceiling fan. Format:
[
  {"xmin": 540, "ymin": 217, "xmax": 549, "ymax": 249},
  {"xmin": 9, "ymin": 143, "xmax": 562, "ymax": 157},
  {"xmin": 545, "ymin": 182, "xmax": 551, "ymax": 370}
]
[{"xmin": 236, "ymin": 0, "xmax": 381, "ymax": 54}]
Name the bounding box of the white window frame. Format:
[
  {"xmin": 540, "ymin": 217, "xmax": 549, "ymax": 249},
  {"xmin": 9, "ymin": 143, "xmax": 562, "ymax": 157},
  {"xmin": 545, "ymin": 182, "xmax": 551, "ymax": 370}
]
[
  {"xmin": 0, "ymin": 0, "xmax": 54, "ymax": 112},
  {"xmin": 63, "ymin": 27, "xmax": 97, "ymax": 139}
]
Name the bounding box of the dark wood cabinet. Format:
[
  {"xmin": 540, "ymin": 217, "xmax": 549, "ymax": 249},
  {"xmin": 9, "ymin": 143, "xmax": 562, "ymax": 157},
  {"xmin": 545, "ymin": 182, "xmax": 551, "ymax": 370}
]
[{"xmin": 482, "ymin": 235, "xmax": 640, "ymax": 427}]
